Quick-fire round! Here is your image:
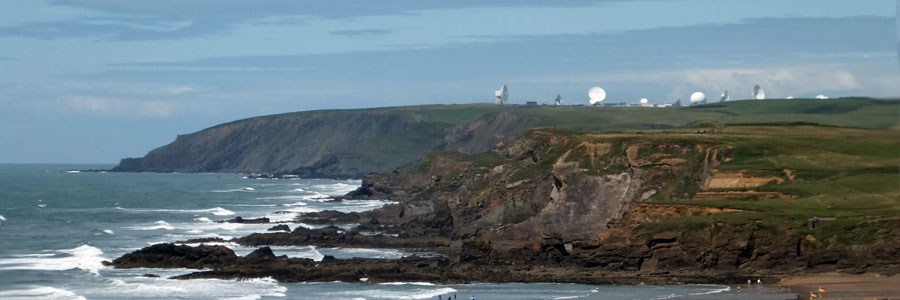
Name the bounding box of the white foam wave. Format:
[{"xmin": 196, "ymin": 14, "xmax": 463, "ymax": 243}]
[
  {"xmin": 37, "ymin": 204, "xmax": 47, "ymax": 208},
  {"xmin": 208, "ymin": 207, "xmax": 236, "ymax": 216},
  {"xmin": 379, "ymin": 282, "xmax": 435, "ymax": 286},
  {"xmin": 103, "ymin": 229, "xmax": 114, "ymax": 235},
  {"xmin": 0, "ymin": 286, "xmax": 86, "ymax": 300},
  {"xmin": 0, "ymin": 245, "xmax": 106, "ymax": 275},
  {"xmin": 195, "ymin": 217, "xmax": 212, "ymax": 222},
  {"xmin": 688, "ymin": 285, "xmax": 731, "ymax": 296},
  {"xmin": 344, "ymin": 287, "xmax": 457, "ymax": 300},
  {"xmin": 116, "ymin": 206, "xmax": 234, "ymax": 216},
  {"xmin": 89, "ymin": 276, "xmax": 286, "ymax": 299},
  {"xmin": 0, "ymin": 214, "xmax": 6, "ymax": 221},
  {"xmin": 127, "ymin": 220, "xmax": 174, "ymax": 230},
  {"xmin": 210, "ymin": 187, "xmax": 255, "ymax": 193}
]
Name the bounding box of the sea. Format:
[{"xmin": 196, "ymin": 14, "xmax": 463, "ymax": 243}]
[{"xmin": 0, "ymin": 164, "xmax": 797, "ymax": 300}]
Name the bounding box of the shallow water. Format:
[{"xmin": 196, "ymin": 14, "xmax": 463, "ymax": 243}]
[{"xmin": 0, "ymin": 164, "xmax": 796, "ymax": 299}]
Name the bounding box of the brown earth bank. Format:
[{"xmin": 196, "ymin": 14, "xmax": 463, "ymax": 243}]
[{"xmin": 109, "ymin": 128, "xmax": 900, "ymax": 285}]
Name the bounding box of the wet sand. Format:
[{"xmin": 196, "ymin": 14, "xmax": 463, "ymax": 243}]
[{"xmin": 780, "ymin": 273, "xmax": 900, "ymax": 300}]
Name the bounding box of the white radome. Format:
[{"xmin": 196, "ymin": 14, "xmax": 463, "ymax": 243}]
[
  {"xmin": 690, "ymin": 92, "xmax": 706, "ymax": 103},
  {"xmin": 785, "ymin": 96, "xmax": 794, "ymax": 99},
  {"xmin": 588, "ymin": 87, "xmax": 606, "ymax": 104},
  {"xmin": 640, "ymin": 98, "xmax": 648, "ymax": 104},
  {"xmin": 815, "ymin": 94, "xmax": 829, "ymax": 99}
]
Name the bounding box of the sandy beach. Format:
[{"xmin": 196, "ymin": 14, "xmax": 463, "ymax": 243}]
[{"xmin": 780, "ymin": 273, "xmax": 900, "ymax": 300}]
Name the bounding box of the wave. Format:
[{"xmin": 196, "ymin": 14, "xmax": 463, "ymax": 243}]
[
  {"xmin": 0, "ymin": 245, "xmax": 106, "ymax": 275},
  {"xmin": 210, "ymin": 187, "xmax": 255, "ymax": 193},
  {"xmin": 208, "ymin": 207, "xmax": 236, "ymax": 216},
  {"xmin": 0, "ymin": 214, "xmax": 6, "ymax": 221},
  {"xmin": 688, "ymin": 285, "xmax": 730, "ymax": 296},
  {"xmin": 379, "ymin": 282, "xmax": 435, "ymax": 286},
  {"xmin": 126, "ymin": 220, "xmax": 175, "ymax": 230},
  {"xmin": 89, "ymin": 276, "xmax": 285, "ymax": 300},
  {"xmin": 344, "ymin": 287, "xmax": 457, "ymax": 300},
  {"xmin": 0, "ymin": 286, "xmax": 86, "ymax": 300},
  {"xmin": 116, "ymin": 206, "xmax": 235, "ymax": 216}
]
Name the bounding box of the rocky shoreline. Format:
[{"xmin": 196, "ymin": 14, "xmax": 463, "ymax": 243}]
[{"xmin": 107, "ymin": 128, "xmax": 900, "ymax": 285}]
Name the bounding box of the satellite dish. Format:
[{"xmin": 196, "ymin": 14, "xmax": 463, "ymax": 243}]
[
  {"xmin": 720, "ymin": 90, "xmax": 729, "ymax": 102},
  {"xmin": 495, "ymin": 84, "xmax": 508, "ymax": 104},
  {"xmin": 588, "ymin": 87, "xmax": 606, "ymax": 104},
  {"xmin": 752, "ymin": 85, "xmax": 766, "ymax": 100},
  {"xmin": 639, "ymin": 98, "xmax": 648, "ymax": 104},
  {"xmin": 690, "ymin": 92, "xmax": 706, "ymax": 104},
  {"xmin": 815, "ymin": 94, "xmax": 829, "ymax": 99}
]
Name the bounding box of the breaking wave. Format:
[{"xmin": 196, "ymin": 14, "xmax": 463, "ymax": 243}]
[{"xmin": 0, "ymin": 245, "xmax": 106, "ymax": 275}]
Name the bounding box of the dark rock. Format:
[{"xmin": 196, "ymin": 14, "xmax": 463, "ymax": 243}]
[
  {"xmin": 142, "ymin": 273, "xmax": 160, "ymax": 278},
  {"xmin": 267, "ymin": 224, "xmax": 290, "ymax": 232},
  {"xmin": 221, "ymin": 216, "xmax": 270, "ymax": 224},
  {"xmin": 245, "ymin": 247, "xmax": 277, "ymax": 260},
  {"xmin": 177, "ymin": 237, "xmax": 227, "ymax": 244},
  {"xmin": 108, "ymin": 243, "xmax": 237, "ymax": 269}
]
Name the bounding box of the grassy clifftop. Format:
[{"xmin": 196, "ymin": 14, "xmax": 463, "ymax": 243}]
[{"xmin": 114, "ymin": 98, "xmax": 899, "ymax": 177}]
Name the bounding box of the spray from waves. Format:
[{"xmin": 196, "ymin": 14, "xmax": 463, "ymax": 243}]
[
  {"xmin": 0, "ymin": 214, "xmax": 6, "ymax": 221},
  {"xmin": 0, "ymin": 245, "xmax": 106, "ymax": 275},
  {"xmin": 0, "ymin": 286, "xmax": 87, "ymax": 300},
  {"xmin": 116, "ymin": 206, "xmax": 235, "ymax": 216}
]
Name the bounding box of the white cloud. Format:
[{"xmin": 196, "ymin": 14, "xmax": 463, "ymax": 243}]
[
  {"xmin": 164, "ymin": 86, "xmax": 195, "ymax": 94},
  {"xmin": 61, "ymin": 95, "xmax": 174, "ymax": 117}
]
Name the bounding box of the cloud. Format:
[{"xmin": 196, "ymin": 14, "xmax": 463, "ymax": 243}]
[
  {"xmin": 1, "ymin": 0, "xmax": 613, "ymax": 41},
  {"xmin": 61, "ymin": 95, "xmax": 175, "ymax": 117},
  {"xmin": 164, "ymin": 86, "xmax": 195, "ymax": 94},
  {"xmin": 330, "ymin": 29, "xmax": 393, "ymax": 37}
]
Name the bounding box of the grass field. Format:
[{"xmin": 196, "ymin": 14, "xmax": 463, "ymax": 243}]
[
  {"xmin": 390, "ymin": 98, "xmax": 900, "ymax": 130},
  {"xmin": 611, "ymin": 125, "xmax": 900, "ymax": 246}
]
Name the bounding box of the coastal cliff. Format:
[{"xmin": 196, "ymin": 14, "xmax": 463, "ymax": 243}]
[
  {"xmin": 109, "ymin": 124, "xmax": 900, "ymax": 283},
  {"xmin": 113, "ymin": 107, "xmax": 537, "ymax": 178},
  {"xmin": 111, "ymin": 99, "xmax": 899, "ymax": 178}
]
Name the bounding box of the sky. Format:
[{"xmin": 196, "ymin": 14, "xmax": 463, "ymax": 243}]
[{"xmin": 0, "ymin": 0, "xmax": 898, "ymax": 163}]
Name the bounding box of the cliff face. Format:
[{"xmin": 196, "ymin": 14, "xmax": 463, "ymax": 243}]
[
  {"xmin": 341, "ymin": 128, "xmax": 900, "ymax": 277},
  {"xmin": 349, "ymin": 129, "xmax": 716, "ymax": 243},
  {"xmin": 113, "ymin": 110, "xmax": 536, "ymax": 178}
]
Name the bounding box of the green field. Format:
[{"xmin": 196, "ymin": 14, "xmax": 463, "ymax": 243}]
[
  {"xmin": 619, "ymin": 125, "xmax": 900, "ymax": 246},
  {"xmin": 390, "ymin": 98, "xmax": 900, "ymax": 130}
]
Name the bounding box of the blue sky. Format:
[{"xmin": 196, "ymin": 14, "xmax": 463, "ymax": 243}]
[{"xmin": 0, "ymin": 0, "xmax": 898, "ymax": 163}]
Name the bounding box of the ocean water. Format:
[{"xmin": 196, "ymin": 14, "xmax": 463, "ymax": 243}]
[{"xmin": 0, "ymin": 164, "xmax": 796, "ymax": 300}]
